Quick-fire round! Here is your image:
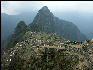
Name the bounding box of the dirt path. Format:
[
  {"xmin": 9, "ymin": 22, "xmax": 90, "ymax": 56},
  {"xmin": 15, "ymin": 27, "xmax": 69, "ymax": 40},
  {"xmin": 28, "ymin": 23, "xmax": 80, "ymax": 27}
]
[{"xmin": 41, "ymin": 46, "xmax": 65, "ymax": 49}]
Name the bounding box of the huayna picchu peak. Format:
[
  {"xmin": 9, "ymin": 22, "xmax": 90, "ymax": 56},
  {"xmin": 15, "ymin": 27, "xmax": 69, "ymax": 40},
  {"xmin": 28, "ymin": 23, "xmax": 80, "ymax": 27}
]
[
  {"xmin": 39, "ymin": 6, "xmax": 50, "ymax": 12},
  {"xmin": 29, "ymin": 6, "xmax": 87, "ymax": 41},
  {"xmin": 37, "ymin": 6, "xmax": 53, "ymax": 16}
]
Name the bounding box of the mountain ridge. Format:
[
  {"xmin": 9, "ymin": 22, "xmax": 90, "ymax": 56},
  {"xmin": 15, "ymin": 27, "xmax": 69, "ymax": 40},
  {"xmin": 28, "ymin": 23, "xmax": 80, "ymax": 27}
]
[{"xmin": 29, "ymin": 6, "xmax": 87, "ymax": 41}]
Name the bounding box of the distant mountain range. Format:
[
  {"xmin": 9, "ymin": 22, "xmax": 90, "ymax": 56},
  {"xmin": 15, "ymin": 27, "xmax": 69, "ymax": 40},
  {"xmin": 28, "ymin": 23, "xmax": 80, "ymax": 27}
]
[
  {"xmin": 54, "ymin": 11, "xmax": 93, "ymax": 39},
  {"xmin": 1, "ymin": 12, "xmax": 35, "ymax": 48}
]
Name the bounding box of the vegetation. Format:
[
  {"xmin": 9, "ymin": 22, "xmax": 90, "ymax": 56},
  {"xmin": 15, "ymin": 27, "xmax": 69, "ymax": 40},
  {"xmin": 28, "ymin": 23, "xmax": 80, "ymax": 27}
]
[
  {"xmin": 2, "ymin": 30, "xmax": 93, "ymax": 70},
  {"xmin": 7, "ymin": 21, "xmax": 27, "ymax": 50}
]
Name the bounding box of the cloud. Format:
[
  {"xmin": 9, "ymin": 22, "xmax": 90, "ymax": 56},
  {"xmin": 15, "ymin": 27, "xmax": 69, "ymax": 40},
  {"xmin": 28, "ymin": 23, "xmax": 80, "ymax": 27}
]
[
  {"xmin": 41, "ymin": 1, "xmax": 93, "ymax": 14},
  {"xmin": 1, "ymin": 1, "xmax": 43, "ymax": 15},
  {"xmin": 1, "ymin": 1, "xmax": 93, "ymax": 15}
]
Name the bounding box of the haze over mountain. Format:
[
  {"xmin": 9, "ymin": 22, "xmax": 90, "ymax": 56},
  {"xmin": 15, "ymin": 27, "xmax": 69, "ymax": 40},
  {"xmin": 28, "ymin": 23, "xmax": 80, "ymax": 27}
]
[
  {"xmin": 3, "ymin": 6, "xmax": 87, "ymax": 50},
  {"xmin": 1, "ymin": 10, "xmax": 93, "ymax": 43},
  {"xmin": 54, "ymin": 11, "xmax": 93, "ymax": 39},
  {"xmin": 1, "ymin": 12, "xmax": 36, "ymax": 48},
  {"xmin": 1, "ymin": 1, "xmax": 93, "ymax": 48},
  {"xmin": 29, "ymin": 6, "xmax": 87, "ymax": 41}
]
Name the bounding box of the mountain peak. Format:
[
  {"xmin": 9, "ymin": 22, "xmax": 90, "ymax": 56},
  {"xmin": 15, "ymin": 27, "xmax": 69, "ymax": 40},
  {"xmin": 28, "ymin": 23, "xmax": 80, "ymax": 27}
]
[
  {"xmin": 38, "ymin": 6, "xmax": 50, "ymax": 14},
  {"xmin": 41, "ymin": 6, "xmax": 48, "ymax": 10}
]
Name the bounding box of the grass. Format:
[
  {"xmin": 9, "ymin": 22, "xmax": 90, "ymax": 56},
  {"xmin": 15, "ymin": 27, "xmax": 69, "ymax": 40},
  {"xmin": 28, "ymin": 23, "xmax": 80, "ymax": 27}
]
[
  {"xmin": 77, "ymin": 60, "xmax": 89, "ymax": 69},
  {"xmin": 68, "ymin": 44, "xmax": 82, "ymax": 48}
]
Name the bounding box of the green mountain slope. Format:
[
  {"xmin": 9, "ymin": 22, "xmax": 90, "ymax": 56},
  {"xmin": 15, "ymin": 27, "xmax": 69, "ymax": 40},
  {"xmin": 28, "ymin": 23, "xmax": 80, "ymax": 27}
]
[
  {"xmin": 7, "ymin": 21, "xmax": 28, "ymax": 50},
  {"xmin": 1, "ymin": 31, "xmax": 93, "ymax": 70}
]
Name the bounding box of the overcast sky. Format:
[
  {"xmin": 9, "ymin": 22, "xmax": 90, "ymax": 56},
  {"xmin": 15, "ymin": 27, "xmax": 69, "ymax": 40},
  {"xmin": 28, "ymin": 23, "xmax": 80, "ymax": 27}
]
[{"xmin": 1, "ymin": 1, "xmax": 93, "ymax": 15}]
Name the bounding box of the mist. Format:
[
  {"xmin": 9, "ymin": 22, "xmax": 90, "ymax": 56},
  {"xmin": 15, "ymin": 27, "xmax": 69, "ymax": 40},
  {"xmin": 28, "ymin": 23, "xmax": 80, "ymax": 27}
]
[{"xmin": 1, "ymin": 1, "xmax": 93, "ymax": 39}]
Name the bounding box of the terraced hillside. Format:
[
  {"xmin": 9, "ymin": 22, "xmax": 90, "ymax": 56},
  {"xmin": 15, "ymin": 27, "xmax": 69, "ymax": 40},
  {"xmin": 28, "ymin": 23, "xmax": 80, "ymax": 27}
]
[{"xmin": 1, "ymin": 31, "xmax": 93, "ymax": 70}]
